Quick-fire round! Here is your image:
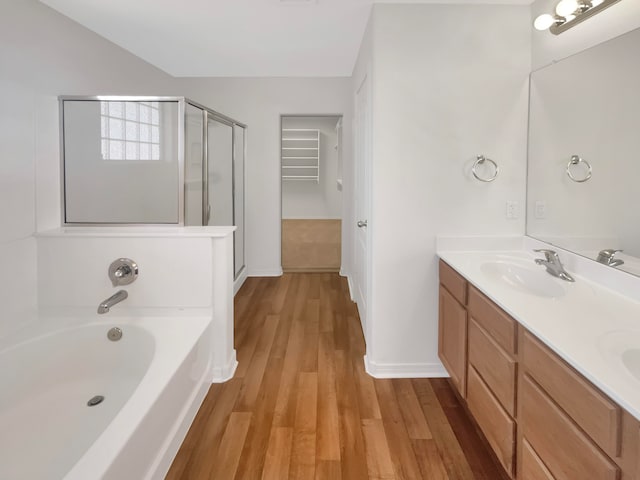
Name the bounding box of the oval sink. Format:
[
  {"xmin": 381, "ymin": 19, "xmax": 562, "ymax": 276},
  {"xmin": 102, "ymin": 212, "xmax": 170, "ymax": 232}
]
[
  {"xmin": 599, "ymin": 330, "xmax": 640, "ymax": 385},
  {"xmin": 481, "ymin": 260, "xmax": 566, "ymax": 298},
  {"xmin": 622, "ymin": 349, "xmax": 640, "ymax": 383}
]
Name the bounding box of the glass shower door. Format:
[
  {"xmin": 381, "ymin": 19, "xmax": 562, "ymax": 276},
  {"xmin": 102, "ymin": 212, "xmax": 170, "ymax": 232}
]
[
  {"xmin": 234, "ymin": 125, "xmax": 246, "ymax": 277},
  {"xmin": 206, "ymin": 115, "xmax": 234, "ymax": 227},
  {"xmin": 184, "ymin": 104, "xmax": 204, "ymax": 225}
]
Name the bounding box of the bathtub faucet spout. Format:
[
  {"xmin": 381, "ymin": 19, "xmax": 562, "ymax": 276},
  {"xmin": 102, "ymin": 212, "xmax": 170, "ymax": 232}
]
[{"xmin": 97, "ymin": 290, "xmax": 128, "ymax": 314}]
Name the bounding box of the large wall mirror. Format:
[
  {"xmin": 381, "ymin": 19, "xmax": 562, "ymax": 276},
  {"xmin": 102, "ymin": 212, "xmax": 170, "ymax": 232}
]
[{"xmin": 527, "ymin": 27, "xmax": 640, "ymax": 277}]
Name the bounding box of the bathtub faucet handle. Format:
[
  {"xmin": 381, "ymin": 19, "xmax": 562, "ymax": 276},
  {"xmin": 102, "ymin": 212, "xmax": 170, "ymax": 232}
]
[{"xmin": 108, "ymin": 258, "xmax": 138, "ymax": 287}]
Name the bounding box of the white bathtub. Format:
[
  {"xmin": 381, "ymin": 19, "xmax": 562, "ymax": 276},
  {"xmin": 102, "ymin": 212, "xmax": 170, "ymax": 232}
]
[{"xmin": 0, "ymin": 311, "xmax": 213, "ymax": 480}]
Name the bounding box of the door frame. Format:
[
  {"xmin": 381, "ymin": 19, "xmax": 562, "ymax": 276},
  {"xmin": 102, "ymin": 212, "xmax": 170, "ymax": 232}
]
[
  {"xmin": 279, "ymin": 113, "xmax": 347, "ymax": 274},
  {"xmin": 353, "ymin": 70, "xmax": 372, "ymax": 350}
]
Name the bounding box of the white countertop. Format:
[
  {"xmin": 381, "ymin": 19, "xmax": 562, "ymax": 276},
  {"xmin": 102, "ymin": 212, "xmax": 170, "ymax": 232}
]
[{"xmin": 438, "ymin": 247, "xmax": 640, "ymax": 421}]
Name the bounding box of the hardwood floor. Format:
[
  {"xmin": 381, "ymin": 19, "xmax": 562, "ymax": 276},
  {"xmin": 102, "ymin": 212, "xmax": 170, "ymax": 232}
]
[
  {"xmin": 166, "ymin": 273, "xmax": 506, "ymax": 480},
  {"xmin": 281, "ymin": 220, "xmax": 341, "ymax": 273}
]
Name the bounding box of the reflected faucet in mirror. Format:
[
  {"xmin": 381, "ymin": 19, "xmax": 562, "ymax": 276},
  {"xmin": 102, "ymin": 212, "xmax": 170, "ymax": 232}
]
[{"xmin": 597, "ymin": 249, "xmax": 624, "ymax": 268}]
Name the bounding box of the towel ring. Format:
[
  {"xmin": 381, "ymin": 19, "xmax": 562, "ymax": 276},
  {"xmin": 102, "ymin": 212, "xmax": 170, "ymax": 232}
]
[
  {"xmin": 566, "ymin": 155, "xmax": 592, "ymax": 183},
  {"xmin": 472, "ymin": 155, "xmax": 499, "ymax": 182}
]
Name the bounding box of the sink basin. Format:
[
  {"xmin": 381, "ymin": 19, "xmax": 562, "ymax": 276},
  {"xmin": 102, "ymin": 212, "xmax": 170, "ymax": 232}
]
[
  {"xmin": 481, "ymin": 260, "xmax": 566, "ymax": 298},
  {"xmin": 622, "ymin": 349, "xmax": 640, "ymax": 382},
  {"xmin": 599, "ymin": 330, "xmax": 640, "ymax": 384}
]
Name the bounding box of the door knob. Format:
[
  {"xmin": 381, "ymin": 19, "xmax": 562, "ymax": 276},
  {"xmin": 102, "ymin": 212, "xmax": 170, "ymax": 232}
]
[{"xmin": 357, "ymin": 220, "xmax": 368, "ymax": 228}]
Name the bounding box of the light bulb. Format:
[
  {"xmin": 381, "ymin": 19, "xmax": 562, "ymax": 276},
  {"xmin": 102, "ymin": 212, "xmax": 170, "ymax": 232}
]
[
  {"xmin": 534, "ymin": 14, "xmax": 557, "ymax": 30},
  {"xmin": 556, "ymin": 0, "xmax": 579, "ymax": 17}
]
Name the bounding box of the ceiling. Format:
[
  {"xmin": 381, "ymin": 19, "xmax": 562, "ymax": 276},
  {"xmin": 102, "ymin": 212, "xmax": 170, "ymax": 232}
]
[{"xmin": 39, "ymin": 0, "xmax": 533, "ymax": 77}]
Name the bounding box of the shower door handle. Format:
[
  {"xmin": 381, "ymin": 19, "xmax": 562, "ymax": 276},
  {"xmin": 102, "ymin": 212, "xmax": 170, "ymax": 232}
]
[{"xmin": 207, "ymin": 204, "xmax": 211, "ymax": 224}]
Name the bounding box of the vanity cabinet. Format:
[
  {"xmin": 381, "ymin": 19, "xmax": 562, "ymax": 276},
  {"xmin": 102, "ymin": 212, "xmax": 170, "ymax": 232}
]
[
  {"xmin": 437, "ymin": 259, "xmax": 640, "ymax": 480},
  {"xmin": 439, "ymin": 261, "xmax": 518, "ymax": 475},
  {"xmin": 519, "ymin": 331, "xmax": 640, "ymax": 480},
  {"xmin": 438, "ymin": 261, "xmax": 468, "ymax": 397},
  {"xmin": 466, "ymin": 285, "xmax": 518, "ymax": 477}
]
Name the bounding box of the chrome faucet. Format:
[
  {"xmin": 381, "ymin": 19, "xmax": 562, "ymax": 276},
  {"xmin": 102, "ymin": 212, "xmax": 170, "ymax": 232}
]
[
  {"xmin": 97, "ymin": 290, "xmax": 128, "ymax": 314},
  {"xmin": 596, "ymin": 249, "xmax": 624, "ymax": 267},
  {"xmin": 534, "ymin": 249, "xmax": 575, "ymax": 282}
]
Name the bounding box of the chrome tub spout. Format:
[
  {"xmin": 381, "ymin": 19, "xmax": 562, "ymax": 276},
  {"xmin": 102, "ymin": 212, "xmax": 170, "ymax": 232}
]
[{"xmin": 97, "ymin": 290, "xmax": 128, "ymax": 314}]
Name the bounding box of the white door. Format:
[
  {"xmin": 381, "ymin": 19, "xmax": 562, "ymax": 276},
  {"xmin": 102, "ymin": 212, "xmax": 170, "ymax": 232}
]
[{"xmin": 354, "ymin": 73, "xmax": 371, "ymax": 334}]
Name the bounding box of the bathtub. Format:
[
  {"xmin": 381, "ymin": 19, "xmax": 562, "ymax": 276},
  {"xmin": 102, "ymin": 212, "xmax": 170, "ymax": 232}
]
[{"xmin": 0, "ymin": 311, "xmax": 213, "ymax": 480}]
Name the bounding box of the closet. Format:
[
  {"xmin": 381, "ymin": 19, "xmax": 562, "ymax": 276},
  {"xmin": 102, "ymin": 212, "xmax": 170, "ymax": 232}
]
[{"xmin": 281, "ymin": 115, "xmax": 342, "ymax": 272}]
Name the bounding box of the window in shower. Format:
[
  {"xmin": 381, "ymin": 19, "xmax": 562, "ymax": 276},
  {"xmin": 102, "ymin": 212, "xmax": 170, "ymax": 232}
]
[{"xmin": 100, "ymin": 101, "xmax": 160, "ymax": 161}]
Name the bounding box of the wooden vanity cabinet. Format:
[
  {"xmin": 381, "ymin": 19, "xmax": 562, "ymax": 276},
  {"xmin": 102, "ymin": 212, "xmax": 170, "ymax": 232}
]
[
  {"xmin": 439, "ymin": 261, "xmax": 518, "ymax": 475},
  {"xmin": 437, "ymin": 259, "xmax": 640, "ymax": 480},
  {"xmin": 519, "ymin": 331, "xmax": 640, "ymax": 480},
  {"xmin": 438, "ymin": 261, "xmax": 468, "ymax": 397},
  {"xmin": 466, "ymin": 286, "xmax": 518, "ymax": 477}
]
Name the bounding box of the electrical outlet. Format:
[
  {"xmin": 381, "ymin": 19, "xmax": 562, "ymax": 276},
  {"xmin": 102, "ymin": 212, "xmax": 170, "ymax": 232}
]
[
  {"xmin": 535, "ymin": 200, "xmax": 546, "ymax": 219},
  {"xmin": 506, "ymin": 201, "xmax": 519, "ymax": 219}
]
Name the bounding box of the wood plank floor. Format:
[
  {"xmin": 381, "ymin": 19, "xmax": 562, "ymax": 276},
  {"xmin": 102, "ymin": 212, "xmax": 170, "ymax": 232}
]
[{"xmin": 166, "ymin": 273, "xmax": 506, "ymax": 480}]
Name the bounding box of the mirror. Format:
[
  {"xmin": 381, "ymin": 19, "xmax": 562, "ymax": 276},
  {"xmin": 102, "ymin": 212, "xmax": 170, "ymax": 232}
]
[
  {"xmin": 527, "ymin": 27, "xmax": 640, "ymax": 277},
  {"xmin": 62, "ymin": 99, "xmax": 181, "ymax": 223}
]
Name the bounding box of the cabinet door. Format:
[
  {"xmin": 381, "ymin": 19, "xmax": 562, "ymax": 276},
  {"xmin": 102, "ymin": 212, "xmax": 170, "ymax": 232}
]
[{"xmin": 439, "ymin": 285, "xmax": 467, "ymax": 397}]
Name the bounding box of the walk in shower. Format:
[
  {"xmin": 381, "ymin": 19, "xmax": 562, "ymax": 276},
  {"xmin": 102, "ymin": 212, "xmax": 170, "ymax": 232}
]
[{"xmin": 60, "ymin": 96, "xmax": 246, "ymax": 280}]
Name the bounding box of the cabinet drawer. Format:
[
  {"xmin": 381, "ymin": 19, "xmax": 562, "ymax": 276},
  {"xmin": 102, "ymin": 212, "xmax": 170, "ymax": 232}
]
[
  {"xmin": 438, "ymin": 286, "xmax": 467, "ymax": 397},
  {"xmin": 521, "ymin": 375, "xmax": 619, "ymax": 480},
  {"xmin": 467, "ymin": 366, "xmax": 515, "ymax": 477},
  {"xmin": 523, "ymin": 331, "xmax": 620, "ymax": 457},
  {"xmin": 468, "ymin": 286, "xmax": 517, "ymax": 355},
  {"xmin": 522, "ymin": 440, "xmax": 555, "ymax": 480},
  {"xmin": 439, "ymin": 260, "xmax": 467, "ymax": 305},
  {"xmin": 468, "ymin": 319, "xmax": 516, "ymax": 416}
]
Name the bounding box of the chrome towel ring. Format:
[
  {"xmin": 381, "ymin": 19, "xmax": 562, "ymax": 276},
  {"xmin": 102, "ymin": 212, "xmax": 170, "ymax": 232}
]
[
  {"xmin": 472, "ymin": 155, "xmax": 499, "ymax": 182},
  {"xmin": 566, "ymin": 155, "xmax": 592, "ymax": 183}
]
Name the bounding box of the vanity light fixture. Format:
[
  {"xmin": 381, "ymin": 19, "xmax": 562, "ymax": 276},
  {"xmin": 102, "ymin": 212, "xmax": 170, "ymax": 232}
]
[{"xmin": 534, "ymin": 0, "xmax": 622, "ymax": 35}]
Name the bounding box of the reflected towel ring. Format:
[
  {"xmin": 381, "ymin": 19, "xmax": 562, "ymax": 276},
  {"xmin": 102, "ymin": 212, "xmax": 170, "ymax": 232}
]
[
  {"xmin": 472, "ymin": 155, "xmax": 499, "ymax": 182},
  {"xmin": 566, "ymin": 155, "xmax": 592, "ymax": 183}
]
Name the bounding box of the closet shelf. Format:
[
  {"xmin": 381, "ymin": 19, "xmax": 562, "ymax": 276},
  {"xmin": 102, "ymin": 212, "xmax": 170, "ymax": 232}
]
[
  {"xmin": 282, "ymin": 175, "xmax": 320, "ymax": 181},
  {"xmin": 281, "ymin": 128, "xmax": 320, "ymax": 183}
]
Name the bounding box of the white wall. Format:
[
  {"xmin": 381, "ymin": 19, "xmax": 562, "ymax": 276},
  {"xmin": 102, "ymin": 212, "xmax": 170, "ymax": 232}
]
[
  {"xmin": 0, "ymin": 0, "xmax": 179, "ymax": 337},
  {"xmin": 531, "ymin": 0, "xmax": 640, "ymax": 69},
  {"xmin": 282, "ymin": 116, "xmax": 342, "ymax": 219},
  {"xmin": 181, "ymin": 78, "xmax": 353, "ymax": 276},
  {"xmin": 364, "ymin": 4, "xmax": 531, "ymax": 375}
]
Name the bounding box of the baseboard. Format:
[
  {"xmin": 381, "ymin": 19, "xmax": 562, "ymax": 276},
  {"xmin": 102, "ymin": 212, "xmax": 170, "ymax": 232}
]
[
  {"xmin": 282, "ymin": 267, "xmax": 340, "ymax": 273},
  {"xmin": 211, "ymin": 350, "xmax": 238, "ymax": 383},
  {"xmin": 247, "ymin": 267, "xmax": 283, "ymax": 277},
  {"xmin": 234, "ymin": 267, "xmax": 248, "ymax": 296},
  {"xmin": 363, "ymin": 355, "xmax": 449, "ymax": 379},
  {"xmin": 346, "ymin": 275, "xmax": 355, "ymax": 302}
]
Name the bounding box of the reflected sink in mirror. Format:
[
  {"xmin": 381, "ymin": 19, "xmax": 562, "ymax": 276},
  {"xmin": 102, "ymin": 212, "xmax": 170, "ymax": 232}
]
[
  {"xmin": 481, "ymin": 260, "xmax": 566, "ymax": 298},
  {"xmin": 599, "ymin": 330, "xmax": 640, "ymax": 385}
]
